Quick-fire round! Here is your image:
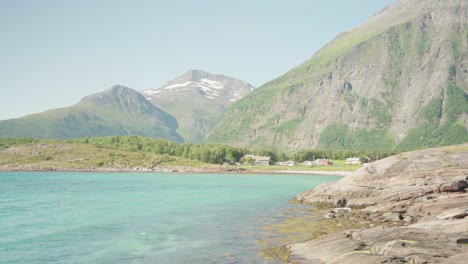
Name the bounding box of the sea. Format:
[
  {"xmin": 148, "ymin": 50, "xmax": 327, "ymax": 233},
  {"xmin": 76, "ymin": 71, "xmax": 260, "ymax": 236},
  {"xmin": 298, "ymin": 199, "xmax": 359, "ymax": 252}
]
[{"xmin": 0, "ymin": 172, "xmax": 340, "ymax": 264}]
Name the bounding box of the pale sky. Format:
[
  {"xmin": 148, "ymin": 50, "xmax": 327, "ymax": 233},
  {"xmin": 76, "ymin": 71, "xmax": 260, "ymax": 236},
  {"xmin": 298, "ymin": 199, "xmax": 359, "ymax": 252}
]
[{"xmin": 0, "ymin": 0, "xmax": 394, "ymax": 120}]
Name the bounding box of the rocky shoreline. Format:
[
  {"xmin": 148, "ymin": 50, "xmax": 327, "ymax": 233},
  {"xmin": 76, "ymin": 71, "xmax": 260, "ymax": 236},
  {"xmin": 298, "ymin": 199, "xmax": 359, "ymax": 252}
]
[{"xmin": 288, "ymin": 144, "xmax": 468, "ymax": 263}]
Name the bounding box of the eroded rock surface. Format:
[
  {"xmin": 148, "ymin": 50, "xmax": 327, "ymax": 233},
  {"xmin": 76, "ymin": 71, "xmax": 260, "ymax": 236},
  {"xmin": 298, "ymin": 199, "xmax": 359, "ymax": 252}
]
[{"xmin": 290, "ymin": 144, "xmax": 468, "ymax": 263}]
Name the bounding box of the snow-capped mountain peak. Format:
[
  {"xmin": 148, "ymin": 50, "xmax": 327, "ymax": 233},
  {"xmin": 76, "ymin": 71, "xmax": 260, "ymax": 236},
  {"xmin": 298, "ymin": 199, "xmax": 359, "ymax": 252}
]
[
  {"xmin": 140, "ymin": 69, "xmax": 255, "ymax": 143},
  {"xmin": 142, "ymin": 70, "xmax": 254, "ymax": 101}
]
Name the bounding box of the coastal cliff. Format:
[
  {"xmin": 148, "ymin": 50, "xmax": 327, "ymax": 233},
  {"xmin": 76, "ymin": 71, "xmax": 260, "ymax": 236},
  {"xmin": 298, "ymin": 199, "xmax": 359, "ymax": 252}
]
[{"xmin": 290, "ymin": 144, "xmax": 468, "ymax": 263}]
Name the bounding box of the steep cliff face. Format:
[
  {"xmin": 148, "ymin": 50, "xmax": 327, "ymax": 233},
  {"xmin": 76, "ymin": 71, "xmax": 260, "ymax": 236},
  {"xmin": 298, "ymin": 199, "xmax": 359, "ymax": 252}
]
[
  {"xmin": 208, "ymin": 0, "xmax": 468, "ymax": 150},
  {"xmin": 142, "ymin": 70, "xmax": 255, "ymax": 143}
]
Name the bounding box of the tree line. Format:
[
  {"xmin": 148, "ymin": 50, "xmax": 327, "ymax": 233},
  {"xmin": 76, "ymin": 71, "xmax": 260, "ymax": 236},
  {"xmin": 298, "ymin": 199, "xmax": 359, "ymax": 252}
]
[
  {"xmin": 0, "ymin": 137, "xmax": 399, "ymax": 165},
  {"xmin": 71, "ymin": 136, "xmax": 398, "ymax": 164}
]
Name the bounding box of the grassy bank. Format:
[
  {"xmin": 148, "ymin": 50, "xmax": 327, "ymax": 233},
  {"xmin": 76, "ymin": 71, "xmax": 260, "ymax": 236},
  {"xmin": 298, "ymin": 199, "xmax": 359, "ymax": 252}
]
[
  {"xmin": 0, "ymin": 142, "xmax": 208, "ymax": 171},
  {"xmin": 0, "ymin": 139, "xmax": 359, "ymax": 173}
]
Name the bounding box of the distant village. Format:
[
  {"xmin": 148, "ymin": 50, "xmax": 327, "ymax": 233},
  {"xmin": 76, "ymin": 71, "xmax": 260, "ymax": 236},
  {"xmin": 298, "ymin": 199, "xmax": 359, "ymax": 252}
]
[{"xmin": 240, "ymin": 154, "xmax": 363, "ymax": 166}]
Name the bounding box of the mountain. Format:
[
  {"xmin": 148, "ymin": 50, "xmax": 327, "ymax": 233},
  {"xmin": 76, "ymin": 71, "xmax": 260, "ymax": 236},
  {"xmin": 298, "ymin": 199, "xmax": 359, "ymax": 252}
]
[
  {"xmin": 142, "ymin": 69, "xmax": 255, "ymax": 143},
  {"xmin": 0, "ymin": 85, "xmax": 183, "ymax": 142},
  {"xmin": 207, "ymin": 0, "xmax": 468, "ymax": 151}
]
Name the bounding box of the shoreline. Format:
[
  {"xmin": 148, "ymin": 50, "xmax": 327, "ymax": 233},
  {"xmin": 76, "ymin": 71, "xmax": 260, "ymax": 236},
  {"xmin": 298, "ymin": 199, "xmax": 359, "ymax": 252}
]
[
  {"xmin": 0, "ymin": 166, "xmax": 351, "ymax": 176},
  {"xmin": 260, "ymin": 170, "xmax": 350, "ymax": 176},
  {"xmin": 283, "ymin": 144, "xmax": 468, "ymax": 263}
]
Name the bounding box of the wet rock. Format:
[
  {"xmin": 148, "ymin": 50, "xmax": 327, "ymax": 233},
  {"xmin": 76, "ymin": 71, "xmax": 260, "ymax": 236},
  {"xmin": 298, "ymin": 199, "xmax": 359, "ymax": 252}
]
[
  {"xmin": 457, "ymin": 180, "xmax": 468, "ymax": 190},
  {"xmin": 335, "ymin": 197, "xmax": 348, "ymax": 207}
]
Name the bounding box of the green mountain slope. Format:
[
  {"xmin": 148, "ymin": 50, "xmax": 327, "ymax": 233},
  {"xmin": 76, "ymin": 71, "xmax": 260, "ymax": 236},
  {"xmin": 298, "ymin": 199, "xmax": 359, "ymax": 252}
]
[
  {"xmin": 0, "ymin": 85, "xmax": 183, "ymax": 142},
  {"xmin": 207, "ymin": 0, "xmax": 468, "ymax": 151}
]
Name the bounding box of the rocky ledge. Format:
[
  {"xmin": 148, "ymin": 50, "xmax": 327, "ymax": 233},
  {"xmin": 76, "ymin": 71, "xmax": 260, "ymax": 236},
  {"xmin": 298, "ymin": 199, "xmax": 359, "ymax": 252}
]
[{"xmin": 290, "ymin": 144, "xmax": 468, "ymax": 264}]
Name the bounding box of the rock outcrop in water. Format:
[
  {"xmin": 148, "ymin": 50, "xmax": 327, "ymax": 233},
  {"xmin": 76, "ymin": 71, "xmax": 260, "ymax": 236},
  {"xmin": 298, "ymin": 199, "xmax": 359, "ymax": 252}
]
[{"xmin": 291, "ymin": 144, "xmax": 468, "ymax": 263}]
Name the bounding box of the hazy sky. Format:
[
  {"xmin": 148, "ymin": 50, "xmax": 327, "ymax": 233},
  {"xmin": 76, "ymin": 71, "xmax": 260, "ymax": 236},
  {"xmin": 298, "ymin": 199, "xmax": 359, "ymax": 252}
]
[{"xmin": 0, "ymin": 0, "xmax": 394, "ymax": 120}]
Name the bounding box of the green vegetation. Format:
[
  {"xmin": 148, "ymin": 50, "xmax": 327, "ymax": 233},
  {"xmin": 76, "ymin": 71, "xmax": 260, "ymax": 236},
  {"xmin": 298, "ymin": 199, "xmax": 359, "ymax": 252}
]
[
  {"xmin": 274, "ymin": 117, "xmax": 304, "ymax": 135},
  {"xmin": 440, "ymin": 145, "xmax": 468, "ymax": 153},
  {"xmin": 369, "ymin": 98, "xmax": 393, "ymax": 126},
  {"xmin": 74, "ymin": 136, "xmax": 248, "ymax": 164},
  {"xmin": 449, "ymin": 64, "xmax": 457, "ymax": 80},
  {"xmin": 445, "ymin": 83, "xmax": 468, "ymax": 122},
  {"xmin": 0, "ymin": 138, "xmax": 39, "ymax": 150},
  {"xmin": 318, "ymin": 123, "xmax": 394, "ymax": 151},
  {"xmin": 397, "ymin": 83, "xmax": 468, "ymax": 150},
  {"xmin": 416, "ymin": 28, "xmax": 429, "ymax": 56},
  {"xmin": 0, "ymin": 137, "xmax": 400, "ymax": 174},
  {"xmin": 420, "ymin": 98, "xmax": 443, "ymax": 124},
  {"xmin": 0, "ymin": 86, "xmax": 183, "ymax": 142},
  {"xmin": 319, "ymin": 124, "xmax": 352, "ymax": 150},
  {"xmin": 448, "ymin": 32, "xmax": 462, "ymax": 58},
  {"xmin": 357, "ymin": 95, "xmax": 394, "ymax": 127},
  {"xmin": 342, "ymin": 90, "xmax": 356, "ymax": 110},
  {"xmin": 0, "ymin": 141, "xmax": 207, "ymax": 170}
]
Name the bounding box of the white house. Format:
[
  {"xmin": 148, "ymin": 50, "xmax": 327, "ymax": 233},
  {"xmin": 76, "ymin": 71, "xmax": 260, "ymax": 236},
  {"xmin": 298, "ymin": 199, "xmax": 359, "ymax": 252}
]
[
  {"xmin": 277, "ymin": 160, "xmax": 297, "ymax": 166},
  {"xmin": 345, "ymin": 157, "xmax": 361, "ymax": 165}
]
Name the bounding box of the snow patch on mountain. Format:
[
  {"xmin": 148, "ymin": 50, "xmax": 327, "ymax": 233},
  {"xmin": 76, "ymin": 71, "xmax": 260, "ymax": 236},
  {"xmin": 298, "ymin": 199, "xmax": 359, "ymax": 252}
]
[
  {"xmin": 200, "ymin": 78, "xmax": 223, "ymax": 89},
  {"xmin": 162, "ymin": 81, "xmax": 193, "ymax": 90},
  {"xmin": 144, "ymin": 89, "xmax": 162, "ymax": 95},
  {"xmin": 141, "ymin": 70, "xmax": 256, "ymax": 107},
  {"xmin": 143, "ymin": 78, "xmax": 226, "ymax": 99}
]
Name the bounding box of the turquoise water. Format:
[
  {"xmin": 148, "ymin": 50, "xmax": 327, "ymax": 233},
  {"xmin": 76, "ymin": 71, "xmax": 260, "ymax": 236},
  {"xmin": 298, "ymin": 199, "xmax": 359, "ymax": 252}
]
[{"xmin": 0, "ymin": 172, "xmax": 340, "ymax": 264}]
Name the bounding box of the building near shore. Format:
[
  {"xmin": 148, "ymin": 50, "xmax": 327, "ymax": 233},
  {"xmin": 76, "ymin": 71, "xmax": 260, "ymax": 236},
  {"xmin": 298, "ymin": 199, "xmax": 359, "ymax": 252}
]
[
  {"xmin": 243, "ymin": 154, "xmax": 271, "ymax": 166},
  {"xmin": 345, "ymin": 157, "xmax": 361, "ymax": 165},
  {"xmin": 278, "ymin": 160, "xmax": 297, "ymax": 166},
  {"xmin": 313, "ymin": 159, "xmax": 333, "ymax": 166}
]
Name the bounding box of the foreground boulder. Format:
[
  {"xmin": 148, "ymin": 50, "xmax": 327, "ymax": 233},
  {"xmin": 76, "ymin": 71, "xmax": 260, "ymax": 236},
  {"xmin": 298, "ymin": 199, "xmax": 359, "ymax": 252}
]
[{"xmin": 291, "ymin": 144, "xmax": 468, "ymax": 263}]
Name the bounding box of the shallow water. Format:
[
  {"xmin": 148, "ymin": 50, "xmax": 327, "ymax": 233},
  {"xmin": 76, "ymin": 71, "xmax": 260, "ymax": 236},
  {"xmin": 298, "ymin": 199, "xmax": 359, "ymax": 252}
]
[{"xmin": 0, "ymin": 172, "xmax": 340, "ymax": 264}]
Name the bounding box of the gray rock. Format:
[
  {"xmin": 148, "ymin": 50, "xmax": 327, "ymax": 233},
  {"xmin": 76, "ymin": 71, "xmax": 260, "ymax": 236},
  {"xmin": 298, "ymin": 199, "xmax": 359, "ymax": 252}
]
[
  {"xmin": 383, "ymin": 212, "xmax": 402, "ymax": 222},
  {"xmin": 289, "ymin": 144, "xmax": 468, "ymax": 263},
  {"xmin": 332, "ymin": 207, "xmax": 352, "ymax": 213},
  {"xmin": 436, "ymin": 208, "xmax": 468, "ymax": 220},
  {"xmin": 403, "ymin": 215, "xmax": 415, "ymax": 223}
]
